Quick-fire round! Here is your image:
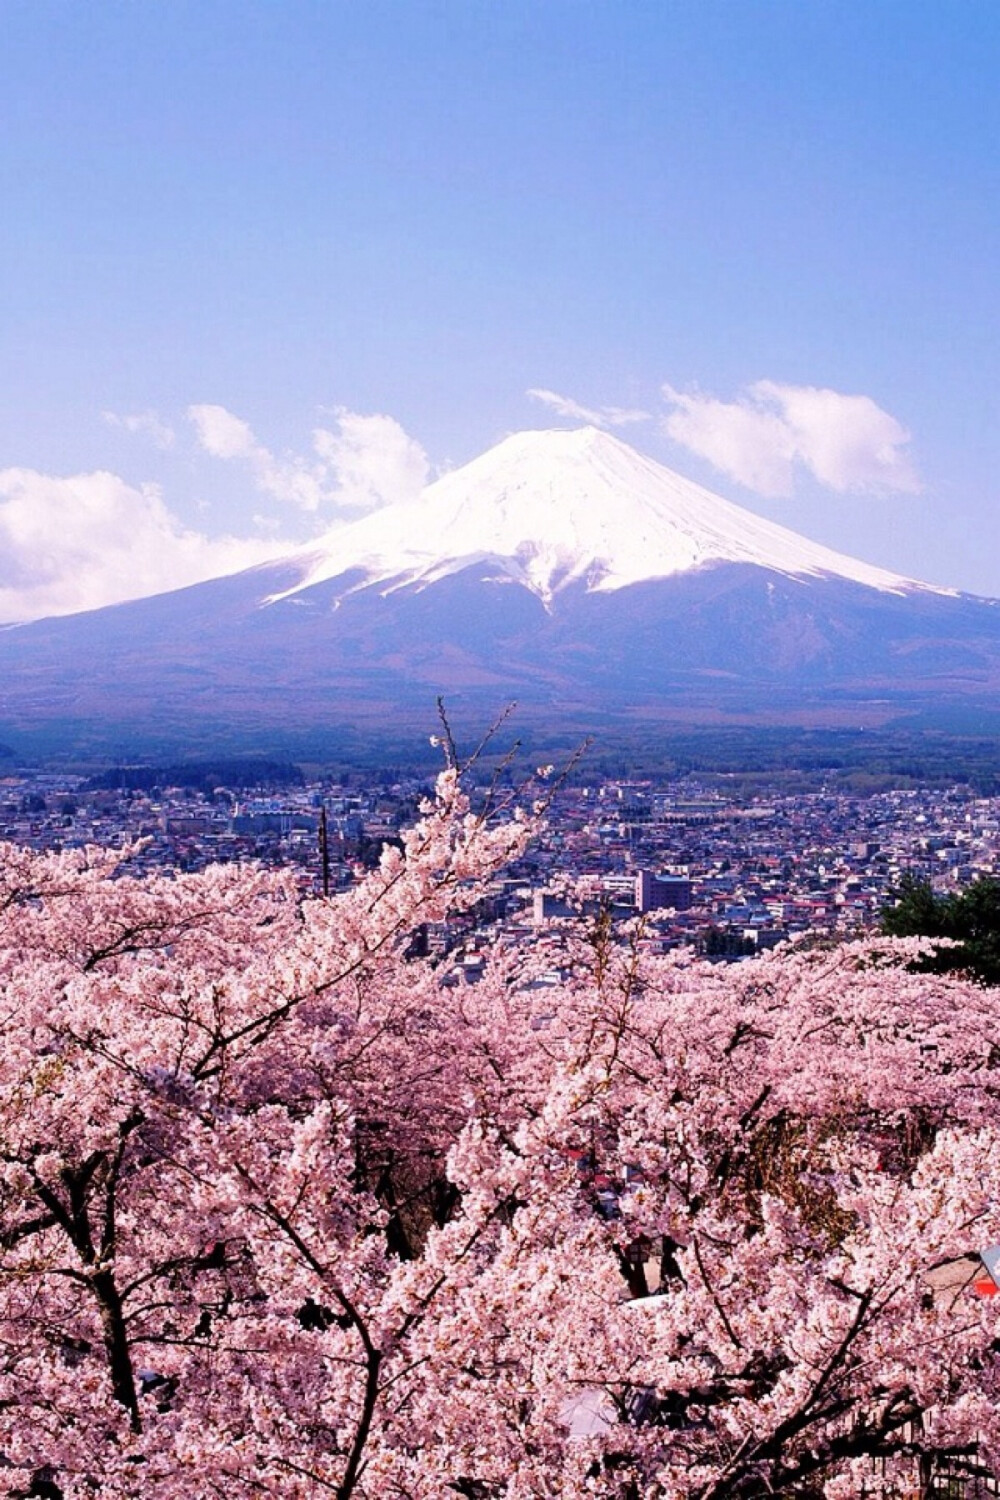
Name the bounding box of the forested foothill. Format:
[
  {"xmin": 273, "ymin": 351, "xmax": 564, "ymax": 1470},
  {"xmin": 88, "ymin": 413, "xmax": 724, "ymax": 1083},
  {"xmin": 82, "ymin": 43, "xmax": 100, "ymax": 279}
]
[
  {"xmin": 2, "ymin": 757, "xmax": 1000, "ymax": 1497},
  {"xmin": 82, "ymin": 760, "xmax": 306, "ymax": 795},
  {"xmin": 10, "ymin": 724, "xmax": 1000, "ymax": 792}
]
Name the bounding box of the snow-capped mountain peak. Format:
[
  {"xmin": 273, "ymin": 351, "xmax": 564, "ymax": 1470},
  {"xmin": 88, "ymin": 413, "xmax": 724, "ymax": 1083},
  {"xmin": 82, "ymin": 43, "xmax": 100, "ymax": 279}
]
[
  {"xmin": 273, "ymin": 426, "xmax": 938, "ymax": 605},
  {"xmin": 4, "ymin": 427, "xmax": 998, "ymax": 756}
]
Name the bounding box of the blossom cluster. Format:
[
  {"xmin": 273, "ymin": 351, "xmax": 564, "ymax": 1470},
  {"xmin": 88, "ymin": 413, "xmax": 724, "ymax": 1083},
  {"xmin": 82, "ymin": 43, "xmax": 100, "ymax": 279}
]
[{"xmin": 1, "ymin": 776, "xmax": 999, "ymax": 1497}]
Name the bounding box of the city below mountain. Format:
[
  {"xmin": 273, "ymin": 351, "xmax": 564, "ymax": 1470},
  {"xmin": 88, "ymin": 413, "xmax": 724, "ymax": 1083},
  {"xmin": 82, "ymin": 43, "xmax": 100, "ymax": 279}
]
[{"xmin": 3, "ymin": 426, "xmax": 1000, "ymax": 760}]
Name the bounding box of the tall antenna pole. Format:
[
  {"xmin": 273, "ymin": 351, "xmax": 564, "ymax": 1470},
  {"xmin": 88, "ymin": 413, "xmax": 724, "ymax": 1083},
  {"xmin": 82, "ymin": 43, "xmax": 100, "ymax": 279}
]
[{"xmin": 319, "ymin": 804, "xmax": 330, "ymax": 897}]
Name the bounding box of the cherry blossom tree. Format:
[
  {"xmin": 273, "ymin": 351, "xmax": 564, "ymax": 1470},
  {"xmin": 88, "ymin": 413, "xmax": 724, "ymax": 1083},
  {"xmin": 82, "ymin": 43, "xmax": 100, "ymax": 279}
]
[{"xmin": 2, "ymin": 770, "xmax": 1000, "ymax": 1497}]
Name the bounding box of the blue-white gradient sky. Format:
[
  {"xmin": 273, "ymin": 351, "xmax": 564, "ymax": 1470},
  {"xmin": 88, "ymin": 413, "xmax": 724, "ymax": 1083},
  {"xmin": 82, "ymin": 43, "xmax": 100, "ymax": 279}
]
[{"xmin": 2, "ymin": 0, "xmax": 1000, "ymax": 620}]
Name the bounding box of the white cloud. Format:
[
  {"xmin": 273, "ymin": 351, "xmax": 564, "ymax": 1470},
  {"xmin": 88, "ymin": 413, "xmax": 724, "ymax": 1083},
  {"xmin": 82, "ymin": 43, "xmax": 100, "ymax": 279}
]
[
  {"xmin": 0, "ymin": 403, "xmax": 437, "ymax": 623},
  {"xmin": 527, "ymin": 388, "xmax": 650, "ymax": 429},
  {"xmin": 661, "ymin": 385, "xmax": 796, "ymax": 496},
  {"xmin": 0, "ymin": 468, "xmax": 283, "ymax": 624},
  {"xmin": 102, "ymin": 409, "xmax": 176, "ymax": 449},
  {"xmin": 662, "ymin": 380, "xmax": 920, "ymax": 497},
  {"xmin": 187, "ymin": 403, "xmax": 258, "ymax": 461},
  {"xmin": 755, "ymin": 381, "xmax": 920, "ymax": 493},
  {"xmin": 188, "ymin": 404, "xmax": 327, "ymax": 510},
  {"xmin": 188, "ymin": 403, "xmax": 430, "ymax": 516},
  {"xmin": 312, "ymin": 409, "xmax": 429, "ymax": 512}
]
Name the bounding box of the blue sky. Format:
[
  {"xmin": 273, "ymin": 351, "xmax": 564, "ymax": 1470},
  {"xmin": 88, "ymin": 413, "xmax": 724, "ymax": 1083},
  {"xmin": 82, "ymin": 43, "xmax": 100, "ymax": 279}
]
[{"xmin": 2, "ymin": 0, "xmax": 1000, "ymax": 617}]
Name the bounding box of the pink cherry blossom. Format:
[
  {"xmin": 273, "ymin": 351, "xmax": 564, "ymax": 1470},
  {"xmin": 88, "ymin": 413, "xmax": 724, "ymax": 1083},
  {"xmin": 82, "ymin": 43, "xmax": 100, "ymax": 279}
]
[{"xmin": 0, "ymin": 775, "xmax": 999, "ymax": 1496}]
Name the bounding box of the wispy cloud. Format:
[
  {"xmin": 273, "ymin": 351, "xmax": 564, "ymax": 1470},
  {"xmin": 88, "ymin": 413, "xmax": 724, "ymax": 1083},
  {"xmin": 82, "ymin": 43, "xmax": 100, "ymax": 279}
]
[
  {"xmin": 0, "ymin": 468, "xmax": 281, "ymax": 624},
  {"xmin": 102, "ymin": 409, "xmax": 176, "ymax": 450},
  {"xmin": 661, "ymin": 380, "xmax": 920, "ymax": 497},
  {"xmin": 188, "ymin": 403, "xmax": 430, "ymax": 515},
  {"xmin": 527, "ymin": 388, "xmax": 650, "ymax": 429},
  {"xmin": 188, "ymin": 404, "xmax": 328, "ymax": 511}
]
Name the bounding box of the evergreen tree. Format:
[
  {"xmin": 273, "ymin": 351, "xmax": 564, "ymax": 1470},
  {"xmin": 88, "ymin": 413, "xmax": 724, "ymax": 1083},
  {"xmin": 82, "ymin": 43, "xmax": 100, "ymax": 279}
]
[{"xmin": 882, "ymin": 871, "xmax": 1000, "ymax": 985}]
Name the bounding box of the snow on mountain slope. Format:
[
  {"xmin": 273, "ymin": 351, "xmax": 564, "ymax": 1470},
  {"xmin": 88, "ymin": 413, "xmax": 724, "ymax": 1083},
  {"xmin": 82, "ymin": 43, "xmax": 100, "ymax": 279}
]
[{"xmin": 271, "ymin": 426, "xmax": 943, "ymax": 606}]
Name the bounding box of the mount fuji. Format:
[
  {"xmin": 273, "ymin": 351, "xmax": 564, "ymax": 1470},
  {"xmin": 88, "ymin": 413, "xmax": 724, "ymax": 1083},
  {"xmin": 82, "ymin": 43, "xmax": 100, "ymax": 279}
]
[
  {"xmin": 3, "ymin": 426, "xmax": 1000, "ymax": 758},
  {"xmin": 274, "ymin": 425, "xmax": 922, "ymax": 604}
]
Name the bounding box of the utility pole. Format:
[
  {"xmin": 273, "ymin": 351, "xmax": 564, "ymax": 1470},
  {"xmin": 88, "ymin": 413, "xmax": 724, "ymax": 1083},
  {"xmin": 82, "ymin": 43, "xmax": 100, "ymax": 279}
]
[{"xmin": 319, "ymin": 804, "xmax": 330, "ymax": 897}]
